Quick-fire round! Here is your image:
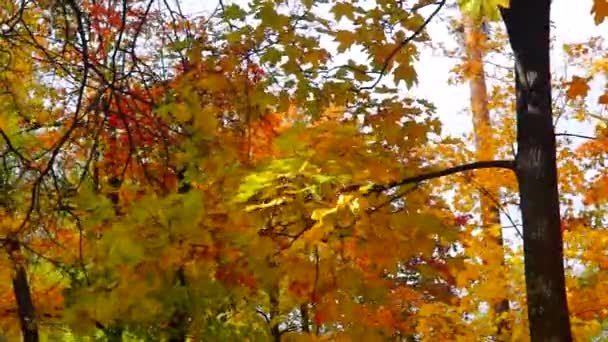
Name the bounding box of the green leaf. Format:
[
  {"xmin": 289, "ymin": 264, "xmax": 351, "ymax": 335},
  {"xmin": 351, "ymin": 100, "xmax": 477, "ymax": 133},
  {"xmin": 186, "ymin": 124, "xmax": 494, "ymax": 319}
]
[
  {"xmin": 223, "ymin": 4, "xmax": 246, "ymax": 20},
  {"xmin": 234, "ymin": 158, "xmax": 302, "ymax": 203},
  {"xmin": 168, "ymin": 38, "xmax": 192, "ymax": 52},
  {"xmin": 459, "ymin": 0, "xmax": 509, "ymax": 21},
  {"xmin": 312, "ymin": 174, "xmax": 334, "ymax": 184},
  {"xmin": 261, "ymin": 47, "xmax": 283, "ymax": 65}
]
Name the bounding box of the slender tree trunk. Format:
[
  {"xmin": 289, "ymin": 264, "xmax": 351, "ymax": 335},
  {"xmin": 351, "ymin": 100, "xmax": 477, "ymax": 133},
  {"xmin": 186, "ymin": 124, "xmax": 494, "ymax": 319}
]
[
  {"xmin": 269, "ymin": 286, "xmax": 281, "ymax": 342},
  {"xmin": 462, "ymin": 14, "xmax": 510, "ymax": 336},
  {"xmin": 300, "ymin": 303, "xmax": 310, "ymax": 333},
  {"xmin": 168, "ymin": 267, "xmax": 189, "ymax": 342},
  {"xmin": 500, "ymin": 1, "xmax": 572, "ymax": 340},
  {"xmin": 6, "ymin": 238, "xmax": 39, "ymax": 342}
]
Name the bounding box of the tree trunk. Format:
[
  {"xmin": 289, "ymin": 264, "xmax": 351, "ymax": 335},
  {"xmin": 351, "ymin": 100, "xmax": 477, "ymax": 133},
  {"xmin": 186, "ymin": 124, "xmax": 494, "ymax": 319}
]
[
  {"xmin": 168, "ymin": 267, "xmax": 189, "ymax": 342},
  {"xmin": 500, "ymin": 1, "xmax": 572, "ymax": 340},
  {"xmin": 6, "ymin": 238, "xmax": 39, "ymax": 342},
  {"xmin": 300, "ymin": 303, "xmax": 310, "ymax": 333},
  {"xmin": 269, "ymin": 287, "xmax": 281, "ymax": 342},
  {"xmin": 462, "ymin": 14, "xmax": 510, "ymax": 336}
]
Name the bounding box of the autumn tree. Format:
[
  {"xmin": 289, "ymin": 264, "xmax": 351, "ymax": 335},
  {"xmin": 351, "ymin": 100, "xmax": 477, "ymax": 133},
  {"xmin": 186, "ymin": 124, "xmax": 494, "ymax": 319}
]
[{"xmin": 460, "ymin": 10, "xmax": 510, "ymax": 337}]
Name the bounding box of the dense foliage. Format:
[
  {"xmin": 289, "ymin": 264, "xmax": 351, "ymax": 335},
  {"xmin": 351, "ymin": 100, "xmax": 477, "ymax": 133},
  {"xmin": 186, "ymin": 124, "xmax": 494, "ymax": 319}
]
[{"xmin": 0, "ymin": 0, "xmax": 607, "ymax": 341}]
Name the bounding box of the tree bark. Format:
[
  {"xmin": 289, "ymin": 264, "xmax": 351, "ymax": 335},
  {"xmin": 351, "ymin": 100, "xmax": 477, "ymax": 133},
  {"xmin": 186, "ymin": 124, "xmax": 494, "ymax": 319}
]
[
  {"xmin": 269, "ymin": 286, "xmax": 281, "ymax": 342},
  {"xmin": 6, "ymin": 238, "xmax": 39, "ymax": 342},
  {"xmin": 300, "ymin": 303, "xmax": 310, "ymax": 333},
  {"xmin": 500, "ymin": 1, "xmax": 572, "ymax": 340},
  {"xmin": 462, "ymin": 14, "xmax": 510, "ymax": 336}
]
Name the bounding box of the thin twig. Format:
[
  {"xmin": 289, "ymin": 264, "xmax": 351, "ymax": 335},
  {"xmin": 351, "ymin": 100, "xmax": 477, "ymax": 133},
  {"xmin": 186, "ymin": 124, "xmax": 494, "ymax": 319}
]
[{"xmin": 358, "ymin": 0, "xmax": 447, "ymax": 91}]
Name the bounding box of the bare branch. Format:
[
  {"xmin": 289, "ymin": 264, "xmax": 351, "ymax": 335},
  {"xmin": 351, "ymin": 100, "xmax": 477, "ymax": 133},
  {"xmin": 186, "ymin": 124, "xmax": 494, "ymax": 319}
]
[
  {"xmin": 369, "ymin": 160, "xmax": 515, "ymax": 193},
  {"xmin": 555, "ymin": 132, "xmax": 596, "ymax": 140}
]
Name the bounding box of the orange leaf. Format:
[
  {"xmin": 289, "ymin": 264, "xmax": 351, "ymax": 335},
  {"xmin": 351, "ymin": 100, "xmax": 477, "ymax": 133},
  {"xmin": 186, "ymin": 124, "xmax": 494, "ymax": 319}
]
[
  {"xmin": 592, "ymin": 0, "xmax": 608, "ymax": 25},
  {"xmin": 566, "ymin": 76, "xmax": 590, "ymax": 99}
]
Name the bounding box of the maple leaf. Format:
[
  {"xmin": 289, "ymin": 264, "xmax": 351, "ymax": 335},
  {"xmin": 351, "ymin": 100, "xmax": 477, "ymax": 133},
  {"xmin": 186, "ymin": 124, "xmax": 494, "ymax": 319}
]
[
  {"xmin": 592, "ymin": 0, "xmax": 608, "ymax": 24},
  {"xmin": 566, "ymin": 76, "xmax": 591, "ymax": 99},
  {"xmin": 393, "ymin": 63, "xmax": 417, "ymax": 88},
  {"xmin": 334, "ymin": 30, "xmax": 357, "ymax": 53},
  {"xmin": 332, "ymin": 2, "xmax": 356, "ymax": 21}
]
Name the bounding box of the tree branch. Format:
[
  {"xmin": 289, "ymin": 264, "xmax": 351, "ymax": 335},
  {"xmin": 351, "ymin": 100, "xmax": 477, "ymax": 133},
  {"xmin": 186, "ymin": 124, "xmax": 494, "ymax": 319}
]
[
  {"xmin": 369, "ymin": 160, "xmax": 515, "ymax": 193},
  {"xmin": 555, "ymin": 132, "xmax": 596, "ymax": 140},
  {"xmin": 357, "ymin": 0, "xmax": 447, "ymax": 91},
  {"xmin": 0, "ymin": 128, "xmax": 30, "ymax": 164},
  {"xmin": 466, "ymin": 175, "xmax": 523, "ymax": 239}
]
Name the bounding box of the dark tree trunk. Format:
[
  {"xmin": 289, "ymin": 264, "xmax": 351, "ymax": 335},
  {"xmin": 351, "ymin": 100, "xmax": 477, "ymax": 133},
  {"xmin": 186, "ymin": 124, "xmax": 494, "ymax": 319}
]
[
  {"xmin": 168, "ymin": 267, "xmax": 189, "ymax": 342},
  {"xmin": 13, "ymin": 265, "xmax": 39, "ymax": 342},
  {"xmin": 269, "ymin": 287, "xmax": 281, "ymax": 342},
  {"xmin": 7, "ymin": 238, "xmax": 39, "ymax": 342},
  {"xmin": 500, "ymin": 1, "xmax": 572, "ymax": 340},
  {"xmin": 300, "ymin": 303, "xmax": 310, "ymax": 333}
]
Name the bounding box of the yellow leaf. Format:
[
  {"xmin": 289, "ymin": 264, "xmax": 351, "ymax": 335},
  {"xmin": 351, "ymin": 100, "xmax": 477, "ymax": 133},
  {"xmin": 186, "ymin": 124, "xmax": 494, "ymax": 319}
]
[
  {"xmin": 592, "ymin": 57, "xmax": 608, "ymax": 74},
  {"xmin": 0, "ymin": 114, "xmax": 9, "ymax": 131},
  {"xmin": 302, "ymin": 223, "xmax": 324, "ymax": 244},
  {"xmin": 337, "ymin": 194, "xmax": 352, "ymax": 207},
  {"xmin": 321, "ymin": 105, "xmax": 345, "ymax": 119},
  {"xmin": 459, "ymin": 0, "xmax": 509, "ymax": 21},
  {"xmin": 311, "ymin": 207, "xmax": 337, "ymax": 221}
]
